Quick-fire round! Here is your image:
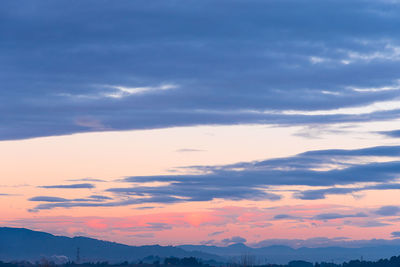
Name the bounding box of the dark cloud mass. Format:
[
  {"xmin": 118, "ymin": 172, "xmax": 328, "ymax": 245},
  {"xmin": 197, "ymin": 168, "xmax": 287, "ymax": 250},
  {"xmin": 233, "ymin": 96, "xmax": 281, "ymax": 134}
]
[
  {"xmin": 375, "ymin": 206, "xmax": 400, "ymax": 216},
  {"xmin": 2, "ymin": 0, "xmax": 400, "ymax": 140},
  {"xmin": 379, "ymin": 130, "xmax": 400, "ymax": 138}
]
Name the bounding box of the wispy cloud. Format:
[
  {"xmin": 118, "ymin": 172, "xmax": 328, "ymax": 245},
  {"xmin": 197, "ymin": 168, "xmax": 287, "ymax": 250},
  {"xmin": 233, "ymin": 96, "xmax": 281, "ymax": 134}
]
[
  {"xmin": 176, "ymin": 148, "xmax": 205, "ymax": 153},
  {"xmin": 29, "ymin": 196, "xmax": 70, "ymax": 202},
  {"xmin": 134, "ymin": 206, "xmax": 156, "ymax": 210},
  {"xmin": 295, "ymin": 183, "xmax": 400, "ymax": 200},
  {"xmin": 273, "ymin": 214, "xmax": 302, "ymax": 220},
  {"xmin": 89, "ymin": 195, "xmax": 112, "ymax": 200},
  {"xmin": 66, "ymin": 178, "xmax": 107, "ymax": 182},
  {"xmin": 208, "ymin": 231, "xmax": 225, "ymax": 237},
  {"xmin": 128, "ymin": 233, "xmax": 155, "ymax": 238},
  {"xmin": 39, "ymin": 183, "xmax": 95, "ymax": 189},
  {"xmin": 344, "ymin": 220, "xmax": 391, "ymax": 228},
  {"xmin": 313, "ymin": 212, "xmax": 368, "ymax": 221},
  {"xmin": 221, "ymin": 236, "xmax": 247, "ymax": 244},
  {"xmin": 379, "ymin": 129, "xmax": 400, "ymax": 138},
  {"xmin": 101, "ymin": 84, "xmax": 177, "ymax": 99},
  {"xmin": 29, "ymin": 195, "xmax": 111, "ymax": 203},
  {"xmin": 391, "ymin": 231, "xmax": 400, "ymax": 238}
]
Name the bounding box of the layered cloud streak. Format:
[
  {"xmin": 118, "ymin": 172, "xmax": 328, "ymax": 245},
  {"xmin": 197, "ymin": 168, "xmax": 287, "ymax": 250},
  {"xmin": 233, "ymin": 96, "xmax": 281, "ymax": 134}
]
[{"xmin": 29, "ymin": 145, "xmax": 400, "ymax": 211}]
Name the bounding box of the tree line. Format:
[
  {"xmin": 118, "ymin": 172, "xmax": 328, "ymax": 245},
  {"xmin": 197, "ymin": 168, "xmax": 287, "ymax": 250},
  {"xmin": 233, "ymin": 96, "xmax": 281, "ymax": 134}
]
[{"xmin": 2, "ymin": 255, "xmax": 400, "ymax": 267}]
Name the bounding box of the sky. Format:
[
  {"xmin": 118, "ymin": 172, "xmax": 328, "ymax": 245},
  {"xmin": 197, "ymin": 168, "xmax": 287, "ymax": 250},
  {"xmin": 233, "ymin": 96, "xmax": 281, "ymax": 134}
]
[{"xmin": 2, "ymin": 0, "xmax": 400, "ymax": 248}]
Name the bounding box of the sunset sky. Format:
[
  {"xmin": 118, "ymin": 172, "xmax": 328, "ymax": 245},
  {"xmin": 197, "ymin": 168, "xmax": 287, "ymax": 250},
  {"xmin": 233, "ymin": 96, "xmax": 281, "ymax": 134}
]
[{"xmin": 2, "ymin": 0, "xmax": 400, "ymax": 248}]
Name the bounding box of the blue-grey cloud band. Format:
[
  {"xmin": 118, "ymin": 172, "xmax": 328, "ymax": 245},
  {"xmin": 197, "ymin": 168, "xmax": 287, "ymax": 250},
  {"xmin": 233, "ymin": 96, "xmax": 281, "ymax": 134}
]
[{"xmin": 2, "ymin": 0, "xmax": 400, "ymax": 140}]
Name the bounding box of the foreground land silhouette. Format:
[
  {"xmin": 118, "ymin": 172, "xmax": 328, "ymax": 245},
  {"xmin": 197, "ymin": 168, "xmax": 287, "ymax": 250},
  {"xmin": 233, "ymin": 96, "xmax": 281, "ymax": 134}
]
[{"xmin": 3, "ymin": 255, "xmax": 400, "ymax": 267}]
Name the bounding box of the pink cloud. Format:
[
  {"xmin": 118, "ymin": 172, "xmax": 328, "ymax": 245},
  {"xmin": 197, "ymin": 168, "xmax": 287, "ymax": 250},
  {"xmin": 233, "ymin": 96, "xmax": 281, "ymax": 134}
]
[
  {"xmin": 86, "ymin": 219, "xmax": 108, "ymax": 230},
  {"xmin": 2, "ymin": 204, "xmax": 398, "ymax": 245}
]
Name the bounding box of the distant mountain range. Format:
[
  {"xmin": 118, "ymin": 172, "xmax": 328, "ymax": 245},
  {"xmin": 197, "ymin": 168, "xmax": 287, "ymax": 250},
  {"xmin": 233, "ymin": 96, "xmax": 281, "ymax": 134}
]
[
  {"xmin": 2, "ymin": 227, "xmax": 400, "ymax": 264},
  {"xmin": 179, "ymin": 243, "xmax": 400, "ymax": 264},
  {"xmin": 0, "ymin": 228, "xmax": 221, "ymax": 263}
]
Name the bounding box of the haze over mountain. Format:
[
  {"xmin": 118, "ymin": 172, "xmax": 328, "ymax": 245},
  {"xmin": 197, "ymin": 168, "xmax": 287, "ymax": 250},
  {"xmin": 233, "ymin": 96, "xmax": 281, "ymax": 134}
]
[{"xmin": 3, "ymin": 228, "xmax": 400, "ymax": 265}]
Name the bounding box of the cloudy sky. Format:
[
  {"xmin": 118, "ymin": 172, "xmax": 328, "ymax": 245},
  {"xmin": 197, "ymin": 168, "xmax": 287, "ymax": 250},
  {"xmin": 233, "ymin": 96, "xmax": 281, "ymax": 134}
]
[{"xmin": 2, "ymin": 0, "xmax": 400, "ymax": 247}]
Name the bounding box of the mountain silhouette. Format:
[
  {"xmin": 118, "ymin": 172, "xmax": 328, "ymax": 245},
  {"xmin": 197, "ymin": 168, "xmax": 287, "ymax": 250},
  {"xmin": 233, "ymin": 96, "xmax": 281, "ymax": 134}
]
[
  {"xmin": 179, "ymin": 243, "xmax": 400, "ymax": 264},
  {"xmin": 0, "ymin": 227, "xmax": 221, "ymax": 263},
  {"xmin": 3, "ymin": 227, "xmax": 400, "ymax": 264}
]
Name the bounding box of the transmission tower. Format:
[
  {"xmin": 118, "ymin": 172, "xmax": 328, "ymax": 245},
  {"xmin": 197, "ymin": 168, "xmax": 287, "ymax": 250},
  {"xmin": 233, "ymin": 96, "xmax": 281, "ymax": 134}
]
[{"xmin": 76, "ymin": 247, "xmax": 80, "ymax": 264}]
